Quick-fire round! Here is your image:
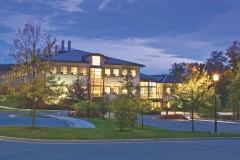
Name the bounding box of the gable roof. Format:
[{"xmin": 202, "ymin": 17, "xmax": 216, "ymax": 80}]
[
  {"xmin": 140, "ymin": 73, "xmax": 179, "ymax": 83},
  {"xmin": 46, "ymin": 50, "xmax": 145, "ymax": 67}
]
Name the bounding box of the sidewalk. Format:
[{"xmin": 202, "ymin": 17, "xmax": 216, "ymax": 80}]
[{"xmin": 46, "ymin": 115, "xmax": 96, "ymax": 128}]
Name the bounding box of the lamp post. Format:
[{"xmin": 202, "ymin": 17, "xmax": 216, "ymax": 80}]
[
  {"xmin": 213, "ymin": 74, "xmax": 219, "ymax": 134},
  {"xmin": 86, "ymin": 78, "xmax": 90, "ymax": 120}
]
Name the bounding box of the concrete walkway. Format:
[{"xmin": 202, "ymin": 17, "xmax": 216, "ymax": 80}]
[
  {"xmin": 46, "ymin": 115, "xmax": 96, "ymax": 128},
  {"xmin": 0, "ymin": 106, "xmax": 96, "ymax": 128}
]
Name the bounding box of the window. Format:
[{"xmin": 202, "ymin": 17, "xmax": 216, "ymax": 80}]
[
  {"xmin": 131, "ymin": 69, "xmax": 136, "ymax": 77},
  {"xmin": 122, "ymin": 88, "xmax": 127, "ymax": 94},
  {"xmin": 81, "ymin": 67, "xmax": 87, "ymax": 75},
  {"xmin": 113, "ymin": 69, "xmax": 119, "ymax": 76},
  {"xmin": 61, "ymin": 66, "xmax": 68, "ymax": 75},
  {"xmin": 51, "ymin": 66, "xmax": 57, "ymax": 74},
  {"xmin": 105, "ymin": 68, "xmax": 111, "ymax": 76},
  {"xmin": 71, "ymin": 67, "xmax": 77, "ymax": 75},
  {"xmin": 92, "ymin": 56, "xmax": 100, "ymax": 66},
  {"xmin": 122, "ymin": 69, "xmax": 127, "ymax": 76},
  {"xmin": 113, "ymin": 86, "xmax": 119, "ymax": 94},
  {"xmin": 105, "ymin": 86, "xmax": 110, "ymax": 94}
]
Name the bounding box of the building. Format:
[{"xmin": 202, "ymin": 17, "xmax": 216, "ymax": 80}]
[
  {"xmin": 140, "ymin": 73, "xmax": 179, "ymax": 108},
  {"xmin": 46, "ymin": 41, "xmax": 145, "ymax": 101},
  {"xmin": 0, "ymin": 40, "xmax": 179, "ymax": 108}
]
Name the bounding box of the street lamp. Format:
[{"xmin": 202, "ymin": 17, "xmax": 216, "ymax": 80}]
[
  {"xmin": 212, "ymin": 74, "xmax": 219, "ymax": 134},
  {"xmin": 86, "ymin": 78, "xmax": 90, "ymax": 120}
]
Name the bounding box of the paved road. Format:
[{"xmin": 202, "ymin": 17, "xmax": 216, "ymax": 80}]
[
  {"xmin": 140, "ymin": 115, "xmax": 240, "ymax": 133},
  {"xmin": 0, "ymin": 139, "xmax": 240, "ymax": 160}
]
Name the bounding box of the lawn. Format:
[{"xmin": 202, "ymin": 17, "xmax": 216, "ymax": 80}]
[{"xmin": 0, "ymin": 118, "xmax": 239, "ymax": 140}]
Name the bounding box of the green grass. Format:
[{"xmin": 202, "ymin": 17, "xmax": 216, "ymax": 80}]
[{"xmin": 0, "ymin": 118, "xmax": 239, "ymax": 140}]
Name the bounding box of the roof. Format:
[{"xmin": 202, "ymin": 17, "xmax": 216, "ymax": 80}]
[
  {"xmin": 45, "ymin": 50, "xmax": 145, "ymax": 67},
  {"xmin": 140, "ymin": 73, "xmax": 179, "ymax": 83}
]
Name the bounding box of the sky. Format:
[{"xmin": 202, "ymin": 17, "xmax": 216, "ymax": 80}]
[{"xmin": 0, "ymin": 0, "xmax": 240, "ymax": 74}]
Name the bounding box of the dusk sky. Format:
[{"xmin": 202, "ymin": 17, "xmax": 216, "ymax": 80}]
[{"xmin": 0, "ymin": 0, "xmax": 240, "ymax": 74}]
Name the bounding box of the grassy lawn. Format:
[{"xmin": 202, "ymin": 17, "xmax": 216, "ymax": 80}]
[{"xmin": 0, "ymin": 118, "xmax": 239, "ymax": 140}]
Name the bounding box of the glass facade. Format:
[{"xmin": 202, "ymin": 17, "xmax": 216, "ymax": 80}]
[{"xmin": 90, "ymin": 68, "xmax": 103, "ymax": 97}]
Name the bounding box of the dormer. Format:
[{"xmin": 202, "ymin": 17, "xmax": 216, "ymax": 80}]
[{"xmin": 83, "ymin": 53, "xmax": 108, "ymax": 67}]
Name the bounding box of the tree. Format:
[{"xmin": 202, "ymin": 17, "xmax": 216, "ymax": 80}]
[
  {"xmin": 5, "ymin": 20, "xmax": 63, "ymax": 128},
  {"xmin": 66, "ymin": 75, "xmax": 88, "ymax": 103},
  {"xmin": 111, "ymin": 95, "xmax": 138, "ymax": 131},
  {"xmin": 134, "ymin": 96, "xmax": 152, "ymax": 129},
  {"xmin": 118, "ymin": 63, "xmax": 138, "ymax": 97},
  {"xmin": 97, "ymin": 96, "xmax": 110, "ymax": 119},
  {"xmin": 206, "ymin": 50, "xmax": 229, "ymax": 108},
  {"xmin": 227, "ymin": 62, "xmax": 240, "ymax": 120},
  {"xmin": 172, "ymin": 64, "xmax": 215, "ymax": 131},
  {"xmin": 226, "ymin": 41, "xmax": 240, "ymax": 74}
]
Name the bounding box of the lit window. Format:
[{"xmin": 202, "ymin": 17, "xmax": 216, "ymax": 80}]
[
  {"xmin": 105, "ymin": 86, "xmax": 110, "ymax": 94},
  {"xmin": 81, "ymin": 67, "xmax": 87, "ymax": 75},
  {"xmin": 92, "ymin": 56, "xmax": 100, "ymax": 66},
  {"xmin": 113, "ymin": 69, "xmax": 119, "ymax": 76},
  {"xmin": 122, "ymin": 69, "xmax": 127, "ymax": 76},
  {"xmin": 166, "ymin": 88, "xmax": 171, "ymax": 94},
  {"xmin": 122, "ymin": 88, "xmax": 127, "ymax": 94},
  {"xmin": 131, "ymin": 69, "xmax": 136, "ymax": 77},
  {"xmin": 61, "ymin": 66, "xmax": 68, "ymax": 75},
  {"xmin": 113, "ymin": 86, "xmax": 119, "ymax": 94},
  {"xmin": 105, "ymin": 68, "xmax": 111, "ymax": 76},
  {"xmin": 149, "ymin": 82, "xmax": 156, "ymax": 86},
  {"xmin": 140, "ymin": 82, "xmax": 148, "ymax": 86},
  {"xmin": 51, "ymin": 66, "xmax": 57, "ymax": 74},
  {"xmin": 71, "ymin": 67, "xmax": 77, "ymax": 75}
]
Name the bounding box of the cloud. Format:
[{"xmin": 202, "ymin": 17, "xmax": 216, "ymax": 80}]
[
  {"xmin": 50, "ymin": 0, "xmax": 85, "ymax": 12},
  {"xmin": 56, "ymin": 36, "xmax": 202, "ymax": 74},
  {"xmin": 99, "ymin": 0, "xmax": 111, "ymax": 10}
]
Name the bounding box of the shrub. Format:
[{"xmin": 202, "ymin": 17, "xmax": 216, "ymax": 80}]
[{"xmin": 160, "ymin": 114, "xmax": 188, "ymax": 120}]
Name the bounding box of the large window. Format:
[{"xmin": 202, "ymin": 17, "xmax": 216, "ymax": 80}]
[
  {"xmin": 81, "ymin": 67, "xmax": 87, "ymax": 75},
  {"xmin": 51, "ymin": 66, "xmax": 57, "ymax": 74},
  {"xmin": 90, "ymin": 68, "xmax": 103, "ymax": 97},
  {"xmin": 71, "ymin": 67, "xmax": 77, "ymax": 75},
  {"xmin": 140, "ymin": 81, "xmax": 157, "ymax": 99},
  {"xmin": 92, "ymin": 56, "xmax": 100, "ymax": 66},
  {"xmin": 105, "ymin": 68, "xmax": 111, "ymax": 76},
  {"xmin": 113, "ymin": 69, "xmax": 119, "ymax": 76},
  {"xmin": 61, "ymin": 66, "xmax": 68, "ymax": 75}
]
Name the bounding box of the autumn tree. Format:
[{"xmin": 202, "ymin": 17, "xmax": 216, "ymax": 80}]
[
  {"xmin": 66, "ymin": 75, "xmax": 88, "ymax": 103},
  {"xmin": 172, "ymin": 64, "xmax": 215, "ymax": 131},
  {"xmin": 6, "ymin": 20, "xmax": 63, "ymax": 128}
]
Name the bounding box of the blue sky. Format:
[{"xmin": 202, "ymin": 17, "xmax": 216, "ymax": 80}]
[{"xmin": 0, "ymin": 0, "xmax": 240, "ymax": 74}]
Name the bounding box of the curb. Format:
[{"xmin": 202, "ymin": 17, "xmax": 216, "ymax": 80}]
[{"xmin": 1, "ymin": 136, "xmax": 240, "ymax": 144}]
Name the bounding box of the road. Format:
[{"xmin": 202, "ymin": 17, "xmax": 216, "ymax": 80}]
[
  {"xmin": 0, "ymin": 140, "xmax": 240, "ymax": 160},
  {"xmin": 140, "ymin": 115, "xmax": 240, "ymax": 133}
]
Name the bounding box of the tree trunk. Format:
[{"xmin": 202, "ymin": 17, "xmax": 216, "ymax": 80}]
[
  {"xmin": 141, "ymin": 114, "xmax": 144, "ymax": 129},
  {"xmin": 191, "ymin": 108, "xmax": 194, "ymax": 132},
  {"xmin": 31, "ymin": 101, "xmax": 36, "ymax": 127}
]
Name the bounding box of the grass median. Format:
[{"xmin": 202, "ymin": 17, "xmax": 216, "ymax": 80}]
[{"xmin": 0, "ymin": 118, "xmax": 240, "ymax": 140}]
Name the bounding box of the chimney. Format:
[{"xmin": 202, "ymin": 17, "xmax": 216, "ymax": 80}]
[
  {"xmin": 68, "ymin": 40, "xmax": 71, "ymax": 51},
  {"xmin": 55, "ymin": 45, "xmax": 58, "ymax": 55},
  {"xmin": 61, "ymin": 40, "xmax": 64, "ymax": 51}
]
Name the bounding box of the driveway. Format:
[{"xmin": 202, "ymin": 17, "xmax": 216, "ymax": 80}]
[{"xmin": 139, "ymin": 115, "xmax": 240, "ymax": 133}]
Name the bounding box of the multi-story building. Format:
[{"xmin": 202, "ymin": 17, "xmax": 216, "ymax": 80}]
[
  {"xmin": 46, "ymin": 41, "xmax": 145, "ymax": 101},
  {"xmin": 0, "ymin": 40, "xmax": 179, "ymax": 109}
]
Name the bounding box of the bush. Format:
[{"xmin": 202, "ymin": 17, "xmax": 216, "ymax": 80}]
[
  {"xmin": 111, "ymin": 95, "xmax": 138, "ymax": 131},
  {"xmin": 160, "ymin": 114, "xmax": 188, "ymax": 120}
]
